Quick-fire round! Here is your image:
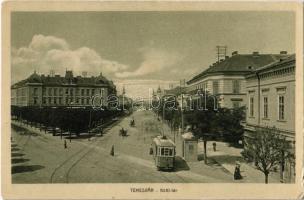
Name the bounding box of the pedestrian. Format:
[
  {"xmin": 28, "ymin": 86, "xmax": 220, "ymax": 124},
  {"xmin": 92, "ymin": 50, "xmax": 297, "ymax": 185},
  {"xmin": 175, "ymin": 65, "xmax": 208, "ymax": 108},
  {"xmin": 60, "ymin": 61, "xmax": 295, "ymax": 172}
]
[
  {"xmin": 64, "ymin": 139, "xmax": 67, "ymax": 149},
  {"xmin": 234, "ymin": 162, "xmax": 242, "ymax": 180},
  {"xmin": 149, "ymin": 144, "xmax": 153, "ymax": 155},
  {"xmin": 213, "ymin": 142, "xmax": 216, "ymax": 152},
  {"xmin": 110, "ymin": 145, "xmax": 114, "ymax": 156}
]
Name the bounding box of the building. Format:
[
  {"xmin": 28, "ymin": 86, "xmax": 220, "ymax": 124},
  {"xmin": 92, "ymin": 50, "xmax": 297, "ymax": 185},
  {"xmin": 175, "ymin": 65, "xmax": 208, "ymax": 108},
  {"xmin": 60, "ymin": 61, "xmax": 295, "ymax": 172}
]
[
  {"xmin": 244, "ymin": 54, "xmax": 295, "ymax": 182},
  {"xmin": 11, "ymin": 70, "xmax": 117, "ymax": 107},
  {"xmin": 186, "ymin": 51, "xmax": 291, "ymax": 109}
]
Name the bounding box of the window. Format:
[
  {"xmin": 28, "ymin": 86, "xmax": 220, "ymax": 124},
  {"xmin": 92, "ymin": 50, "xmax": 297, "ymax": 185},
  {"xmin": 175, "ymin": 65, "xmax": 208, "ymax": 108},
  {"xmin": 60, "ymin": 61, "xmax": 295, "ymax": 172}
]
[
  {"xmin": 33, "ymin": 97, "xmax": 38, "ymax": 105},
  {"xmin": 86, "ymin": 89, "xmax": 90, "ymax": 96},
  {"xmin": 54, "ymin": 88, "xmax": 57, "ymax": 96},
  {"xmin": 59, "ymin": 97, "xmax": 62, "ymax": 105},
  {"xmin": 81, "ymin": 89, "xmax": 84, "ymax": 96},
  {"xmin": 59, "ymin": 88, "xmax": 63, "ymax": 95},
  {"xmin": 48, "ymin": 88, "xmax": 52, "ymax": 96},
  {"xmin": 81, "ymin": 98, "xmax": 84, "ymax": 105},
  {"xmin": 86, "ymin": 98, "xmax": 90, "ymax": 105},
  {"xmin": 54, "ymin": 97, "xmax": 57, "ymax": 104},
  {"xmin": 70, "ymin": 88, "xmax": 73, "ymax": 96},
  {"xmin": 249, "ymin": 97, "xmax": 254, "ymax": 117},
  {"xmin": 159, "ymin": 147, "xmax": 173, "ymax": 156},
  {"xmin": 65, "ymin": 88, "xmax": 69, "ymax": 95},
  {"xmin": 232, "ymin": 80, "xmax": 240, "ymax": 94},
  {"xmin": 65, "ymin": 98, "xmax": 68, "ymax": 105},
  {"xmin": 76, "ymin": 88, "xmax": 79, "ymax": 96},
  {"xmin": 43, "ymin": 97, "xmax": 46, "ymax": 104},
  {"xmin": 33, "ymin": 88, "xmax": 38, "ymax": 96},
  {"xmin": 48, "ymin": 97, "xmax": 52, "ymax": 104},
  {"xmin": 213, "ymin": 81, "xmax": 219, "ymax": 94},
  {"xmin": 278, "ymin": 96, "xmax": 285, "ymax": 120},
  {"xmin": 263, "ymin": 97, "xmax": 268, "ymax": 118},
  {"xmin": 42, "ymin": 88, "xmax": 46, "ymax": 95},
  {"xmin": 92, "ymin": 89, "xmax": 95, "ymax": 96},
  {"xmin": 161, "ymin": 148, "xmax": 164, "ymax": 156}
]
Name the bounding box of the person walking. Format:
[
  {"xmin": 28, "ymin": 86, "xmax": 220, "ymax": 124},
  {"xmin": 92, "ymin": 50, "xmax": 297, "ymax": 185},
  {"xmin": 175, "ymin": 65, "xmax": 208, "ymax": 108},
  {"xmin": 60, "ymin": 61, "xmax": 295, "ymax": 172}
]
[
  {"xmin": 110, "ymin": 145, "xmax": 115, "ymax": 156},
  {"xmin": 234, "ymin": 162, "xmax": 242, "ymax": 180},
  {"xmin": 64, "ymin": 139, "xmax": 67, "ymax": 149},
  {"xmin": 213, "ymin": 142, "xmax": 217, "ymax": 152}
]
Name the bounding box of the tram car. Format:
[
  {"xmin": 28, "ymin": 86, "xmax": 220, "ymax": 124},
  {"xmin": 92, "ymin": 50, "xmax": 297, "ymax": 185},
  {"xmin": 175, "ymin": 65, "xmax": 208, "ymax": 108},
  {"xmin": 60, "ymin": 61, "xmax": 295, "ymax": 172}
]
[{"xmin": 152, "ymin": 135, "xmax": 176, "ymax": 171}]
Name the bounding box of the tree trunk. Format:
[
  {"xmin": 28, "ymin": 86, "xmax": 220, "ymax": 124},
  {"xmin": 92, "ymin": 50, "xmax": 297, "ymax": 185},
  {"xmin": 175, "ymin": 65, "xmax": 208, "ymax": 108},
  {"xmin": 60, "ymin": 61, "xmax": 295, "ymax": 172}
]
[
  {"xmin": 265, "ymin": 173, "xmax": 269, "ymax": 184},
  {"xmin": 204, "ymin": 140, "xmax": 207, "ymax": 164}
]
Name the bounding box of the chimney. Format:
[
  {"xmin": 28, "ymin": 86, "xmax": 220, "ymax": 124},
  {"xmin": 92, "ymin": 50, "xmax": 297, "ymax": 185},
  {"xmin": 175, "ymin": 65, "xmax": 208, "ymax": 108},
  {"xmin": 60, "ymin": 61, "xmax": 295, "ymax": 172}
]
[
  {"xmin": 225, "ymin": 56, "xmax": 229, "ymax": 59},
  {"xmin": 280, "ymin": 51, "xmax": 287, "ymax": 55},
  {"xmin": 252, "ymin": 51, "xmax": 259, "ymax": 56},
  {"xmin": 232, "ymin": 51, "xmax": 238, "ymax": 56}
]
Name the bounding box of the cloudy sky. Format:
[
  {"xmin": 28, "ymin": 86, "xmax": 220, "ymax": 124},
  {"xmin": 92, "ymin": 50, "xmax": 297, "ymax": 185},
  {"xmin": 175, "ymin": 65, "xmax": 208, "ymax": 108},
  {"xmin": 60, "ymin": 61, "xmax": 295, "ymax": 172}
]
[{"xmin": 11, "ymin": 11, "xmax": 295, "ymax": 98}]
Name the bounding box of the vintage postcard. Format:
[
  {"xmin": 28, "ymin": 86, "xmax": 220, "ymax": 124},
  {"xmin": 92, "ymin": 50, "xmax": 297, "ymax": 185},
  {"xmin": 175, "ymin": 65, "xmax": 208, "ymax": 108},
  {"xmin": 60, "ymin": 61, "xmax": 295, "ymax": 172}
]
[{"xmin": 1, "ymin": 1, "xmax": 304, "ymax": 199}]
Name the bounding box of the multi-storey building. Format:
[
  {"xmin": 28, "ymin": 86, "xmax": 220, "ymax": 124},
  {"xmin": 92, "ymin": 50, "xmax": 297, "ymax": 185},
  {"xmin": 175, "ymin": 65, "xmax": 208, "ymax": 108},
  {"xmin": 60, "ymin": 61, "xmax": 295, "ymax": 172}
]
[
  {"xmin": 186, "ymin": 51, "xmax": 291, "ymax": 109},
  {"xmin": 11, "ymin": 71, "xmax": 117, "ymax": 107},
  {"xmin": 244, "ymin": 54, "xmax": 295, "ymax": 182}
]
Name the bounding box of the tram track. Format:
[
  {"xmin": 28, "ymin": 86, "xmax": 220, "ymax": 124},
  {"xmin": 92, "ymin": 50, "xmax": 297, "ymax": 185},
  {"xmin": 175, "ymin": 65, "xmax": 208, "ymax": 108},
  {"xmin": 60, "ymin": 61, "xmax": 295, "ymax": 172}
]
[{"xmin": 49, "ymin": 117, "xmax": 124, "ymax": 183}]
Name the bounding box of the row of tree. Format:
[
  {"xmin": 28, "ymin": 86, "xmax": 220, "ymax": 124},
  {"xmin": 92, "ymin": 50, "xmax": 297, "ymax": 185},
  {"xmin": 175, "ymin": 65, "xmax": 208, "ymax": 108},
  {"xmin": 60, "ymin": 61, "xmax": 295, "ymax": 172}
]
[
  {"xmin": 154, "ymin": 94, "xmax": 245, "ymax": 144},
  {"xmin": 11, "ymin": 106, "xmax": 124, "ymax": 136}
]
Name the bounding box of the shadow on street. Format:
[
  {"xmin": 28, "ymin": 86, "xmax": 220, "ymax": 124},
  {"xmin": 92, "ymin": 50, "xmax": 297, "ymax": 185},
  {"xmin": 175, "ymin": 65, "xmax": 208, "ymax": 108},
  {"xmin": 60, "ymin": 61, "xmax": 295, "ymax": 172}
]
[{"xmin": 12, "ymin": 165, "xmax": 45, "ymax": 174}]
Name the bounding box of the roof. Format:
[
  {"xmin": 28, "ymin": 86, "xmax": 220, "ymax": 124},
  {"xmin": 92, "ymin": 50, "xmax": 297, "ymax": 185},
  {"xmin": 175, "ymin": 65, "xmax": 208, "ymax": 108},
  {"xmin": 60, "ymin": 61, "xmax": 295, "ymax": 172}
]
[
  {"xmin": 11, "ymin": 71, "xmax": 116, "ymax": 89},
  {"xmin": 246, "ymin": 54, "xmax": 295, "ymax": 79},
  {"xmin": 255, "ymin": 54, "xmax": 295, "ymax": 72},
  {"xmin": 153, "ymin": 136, "xmax": 175, "ymax": 147},
  {"xmin": 181, "ymin": 131, "xmax": 196, "ymax": 140},
  {"xmin": 187, "ymin": 53, "xmax": 291, "ymax": 84}
]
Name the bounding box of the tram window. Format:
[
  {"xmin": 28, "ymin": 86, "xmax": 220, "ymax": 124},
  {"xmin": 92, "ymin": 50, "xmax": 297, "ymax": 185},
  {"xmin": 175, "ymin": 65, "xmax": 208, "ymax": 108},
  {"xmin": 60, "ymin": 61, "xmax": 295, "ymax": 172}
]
[
  {"xmin": 161, "ymin": 148, "xmax": 165, "ymax": 156},
  {"xmin": 164, "ymin": 148, "xmax": 170, "ymax": 156},
  {"xmin": 169, "ymin": 149, "xmax": 173, "ymax": 156}
]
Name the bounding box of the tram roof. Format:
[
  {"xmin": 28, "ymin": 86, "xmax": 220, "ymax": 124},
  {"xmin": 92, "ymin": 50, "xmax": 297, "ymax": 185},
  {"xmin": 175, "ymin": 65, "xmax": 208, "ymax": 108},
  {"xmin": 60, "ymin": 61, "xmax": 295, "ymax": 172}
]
[{"xmin": 153, "ymin": 136, "xmax": 175, "ymax": 147}]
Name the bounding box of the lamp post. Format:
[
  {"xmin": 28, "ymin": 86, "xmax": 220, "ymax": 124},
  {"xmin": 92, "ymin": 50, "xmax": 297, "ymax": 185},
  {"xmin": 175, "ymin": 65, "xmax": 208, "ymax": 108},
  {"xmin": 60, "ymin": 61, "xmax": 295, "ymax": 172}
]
[{"xmin": 162, "ymin": 103, "xmax": 165, "ymax": 137}]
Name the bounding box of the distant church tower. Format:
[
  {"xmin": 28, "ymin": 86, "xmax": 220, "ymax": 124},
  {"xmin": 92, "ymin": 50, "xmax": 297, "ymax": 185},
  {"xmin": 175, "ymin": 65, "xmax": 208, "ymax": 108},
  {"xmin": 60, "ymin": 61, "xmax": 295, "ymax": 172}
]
[
  {"xmin": 156, "ymin": 85, "xmax": 162, "ymax": 96},
  {"xmin": 122, "ymin": 85, "xmax": 126, "ymax": 95}
]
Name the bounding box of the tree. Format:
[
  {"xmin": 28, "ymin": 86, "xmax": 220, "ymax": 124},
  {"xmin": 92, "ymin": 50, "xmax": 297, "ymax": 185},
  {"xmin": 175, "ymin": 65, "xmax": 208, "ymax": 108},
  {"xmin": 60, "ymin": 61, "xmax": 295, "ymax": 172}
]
[
  {"xmin": 183, "ymin": 93, "xmax": 219, "ymax": 164},
  {"xmin": 241, "ymin": 127, "xmax": 292, "ymax": 184},
  {"xmin": 213, "ymin": 107, "xmax": 245, "ymax": 144}
]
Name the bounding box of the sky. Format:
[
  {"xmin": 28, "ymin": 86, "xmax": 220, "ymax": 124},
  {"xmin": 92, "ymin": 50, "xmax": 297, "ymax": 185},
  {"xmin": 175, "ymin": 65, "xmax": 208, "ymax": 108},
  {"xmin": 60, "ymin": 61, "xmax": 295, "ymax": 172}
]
[{"xmin": 11, "ymin": 11, "xmax": 295, "ymax": 98}]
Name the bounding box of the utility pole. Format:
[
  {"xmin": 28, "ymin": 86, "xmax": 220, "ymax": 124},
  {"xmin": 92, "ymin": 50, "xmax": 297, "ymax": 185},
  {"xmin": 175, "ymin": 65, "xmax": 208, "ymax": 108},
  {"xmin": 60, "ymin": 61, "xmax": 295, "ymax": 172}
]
[
  {"xmin": 162, "ymin": 103, "xmax": 165, "ymax": 137},
  {"xmin": 180, "ymin": 79, "xmax": 185, "ymax": 134}
]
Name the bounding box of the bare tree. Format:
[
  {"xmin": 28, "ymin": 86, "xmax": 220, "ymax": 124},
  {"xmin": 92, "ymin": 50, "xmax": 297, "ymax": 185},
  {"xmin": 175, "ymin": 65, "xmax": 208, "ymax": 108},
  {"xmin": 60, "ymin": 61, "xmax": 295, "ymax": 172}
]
[{"xmin": 242, "ymin": 127, "xmax": 292, "ymax": 184}]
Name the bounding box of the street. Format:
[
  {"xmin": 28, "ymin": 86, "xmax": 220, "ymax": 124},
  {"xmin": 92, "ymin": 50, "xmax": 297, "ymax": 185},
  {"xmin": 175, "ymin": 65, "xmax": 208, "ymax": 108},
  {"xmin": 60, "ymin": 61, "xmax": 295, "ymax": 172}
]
[{"xmin": 11, "ymin": 110, "xmax": 235, "ymax": 183}]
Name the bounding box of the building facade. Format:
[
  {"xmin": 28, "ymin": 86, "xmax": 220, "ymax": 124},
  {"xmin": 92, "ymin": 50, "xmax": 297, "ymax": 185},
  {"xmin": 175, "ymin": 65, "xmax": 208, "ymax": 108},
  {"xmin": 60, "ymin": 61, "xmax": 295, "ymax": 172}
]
[
  {"xmin": 11, "ymin": 71, "xmax": 117, "ymax": 107},
  {"xmin": 244, "ymin": 55, "xmax": 295, "ymax": 182},
  {"xmin": 186, "ymin": 51, "xmax": 291, "ymax": 109}
]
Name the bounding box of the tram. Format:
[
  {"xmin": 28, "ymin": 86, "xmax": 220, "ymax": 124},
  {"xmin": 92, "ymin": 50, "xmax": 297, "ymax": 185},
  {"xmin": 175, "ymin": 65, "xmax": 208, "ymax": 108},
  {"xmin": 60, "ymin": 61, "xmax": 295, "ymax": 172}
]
[{"xmin": 152, "ymin": 135, "xmax": 176, "ymax": 171}]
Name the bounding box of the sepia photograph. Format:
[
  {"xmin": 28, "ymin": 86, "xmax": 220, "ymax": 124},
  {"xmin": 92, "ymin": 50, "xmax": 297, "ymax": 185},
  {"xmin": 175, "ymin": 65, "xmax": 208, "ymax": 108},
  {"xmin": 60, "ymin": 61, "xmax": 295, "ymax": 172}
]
[{"xmin": 2, "ymin": 1, "xmax": 303, "ymax": 199}]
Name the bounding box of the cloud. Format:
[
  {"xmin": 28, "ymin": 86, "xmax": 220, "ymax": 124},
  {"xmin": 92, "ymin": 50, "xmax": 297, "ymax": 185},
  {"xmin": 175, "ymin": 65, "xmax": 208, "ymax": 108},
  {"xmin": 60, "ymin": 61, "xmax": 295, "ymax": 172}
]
[
  {"xmin": 11, "ymin": 34, "xmax": 128, "ymax": 83},
  {"xmin": 115, "ymin": 47, "xmax": 182, "ymax": 78}
]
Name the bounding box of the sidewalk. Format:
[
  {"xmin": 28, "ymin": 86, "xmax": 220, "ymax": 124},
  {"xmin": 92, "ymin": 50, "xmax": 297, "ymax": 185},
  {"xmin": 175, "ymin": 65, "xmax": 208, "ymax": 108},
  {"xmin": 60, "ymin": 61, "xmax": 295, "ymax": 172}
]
[{"xmin": 202, "ymin": 141, "xmax": 281, "ymax": 183}]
